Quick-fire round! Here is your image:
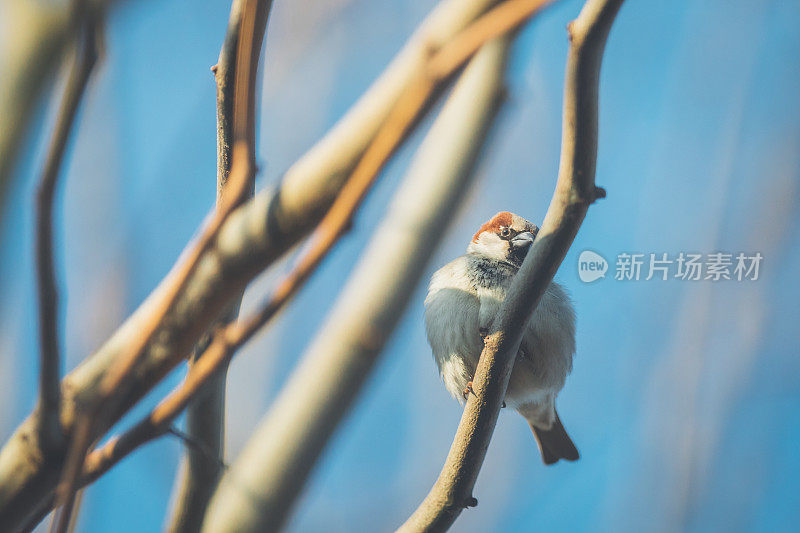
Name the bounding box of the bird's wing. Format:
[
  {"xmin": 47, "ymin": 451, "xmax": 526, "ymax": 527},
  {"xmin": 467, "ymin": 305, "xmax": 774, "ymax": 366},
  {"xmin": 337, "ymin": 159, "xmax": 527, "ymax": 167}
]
[{"xmin": 424, "ymin": 257, "xmax": 483, "ymax": 397}]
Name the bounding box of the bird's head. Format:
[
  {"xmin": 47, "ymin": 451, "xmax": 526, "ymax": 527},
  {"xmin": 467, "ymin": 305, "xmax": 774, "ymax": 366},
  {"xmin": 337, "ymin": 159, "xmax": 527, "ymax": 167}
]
[{"xmin": 467, "ymin": 211, "xmax": 539, "ymax": 267}]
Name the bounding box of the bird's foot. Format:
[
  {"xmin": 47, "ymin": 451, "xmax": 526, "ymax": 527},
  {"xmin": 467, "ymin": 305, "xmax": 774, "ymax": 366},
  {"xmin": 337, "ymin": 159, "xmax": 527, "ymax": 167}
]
[
  {"xmin": 501, "ymin": 401, "xmax": 506, "ymax": 408},
  {"xmin": 462, "ymin": 381, "xmax": 475, "ymax": 401}
]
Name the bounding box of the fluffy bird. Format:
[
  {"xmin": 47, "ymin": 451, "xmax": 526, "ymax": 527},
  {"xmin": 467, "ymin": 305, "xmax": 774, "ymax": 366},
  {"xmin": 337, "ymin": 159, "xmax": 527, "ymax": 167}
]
[{"xmin": 424, "ymin": 211, "xmax": 579, "ymax": 465}]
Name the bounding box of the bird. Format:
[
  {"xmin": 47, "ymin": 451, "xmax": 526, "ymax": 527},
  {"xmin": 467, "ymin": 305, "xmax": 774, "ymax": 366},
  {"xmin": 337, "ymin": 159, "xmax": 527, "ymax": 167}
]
[{"xmin": 424, "ymin": 211, "xmax": 579, "ymax": 465}]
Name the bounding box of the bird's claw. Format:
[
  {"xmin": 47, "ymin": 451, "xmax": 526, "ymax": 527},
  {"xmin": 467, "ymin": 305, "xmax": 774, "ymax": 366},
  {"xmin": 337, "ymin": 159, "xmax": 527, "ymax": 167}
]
[{"xmin": 462, "ymin": 381, "xmax": 475, "ymax": 401}]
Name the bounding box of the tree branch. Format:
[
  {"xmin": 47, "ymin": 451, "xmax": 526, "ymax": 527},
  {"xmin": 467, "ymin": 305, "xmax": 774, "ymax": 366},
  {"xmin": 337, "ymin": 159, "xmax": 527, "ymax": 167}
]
[
  {"xmin": 89, "ymin": 0, "xmax": 265, "ymax": 422},
  {"xmin": 164, "ymin": 1, "xmax": 256, "ymax": 530},
  {"xmin": 397, "ymin": 0, "xmax": 623, "ymax": 531},
  {"xmin": 0, "ymin": 0, "xmax": 109, "ymax": 223},
  {"xmin": 0, "ymin": 0, "xmax": 505, "ymax": 529},
  {"xmin": 165, "ymin": 427, "xmax": 228, "ymax": 472},
  {"xmin": 429, "ymin": 0, "xmax": 553, "ymax": 77},
  {"xmin": 35, "ymin": 2, "xmax": 100, "ymax": 456},
  {"xmin": 201, "ymin": 35, "xmax": 512, "ymax": 533}
]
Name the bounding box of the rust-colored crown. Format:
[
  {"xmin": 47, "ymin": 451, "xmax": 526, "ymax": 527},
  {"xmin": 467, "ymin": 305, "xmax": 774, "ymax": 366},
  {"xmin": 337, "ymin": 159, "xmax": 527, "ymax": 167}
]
[{"xmin": 472, "ymin": 211, "xmax": 513, "ymax": 243}]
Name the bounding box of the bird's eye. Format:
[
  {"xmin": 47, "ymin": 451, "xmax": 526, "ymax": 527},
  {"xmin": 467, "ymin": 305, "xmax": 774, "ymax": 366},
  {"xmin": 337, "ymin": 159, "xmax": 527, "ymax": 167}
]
[{"xmin": 500, "ymin": 227, "xmax": 511, "ymax": 238}]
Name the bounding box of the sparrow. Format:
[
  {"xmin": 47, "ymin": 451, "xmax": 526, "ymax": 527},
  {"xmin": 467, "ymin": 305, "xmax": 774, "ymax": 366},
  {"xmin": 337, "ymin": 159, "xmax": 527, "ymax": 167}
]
[{"xmin": 424, "ymin": 211, "xmax": 579, "ymax": 464}]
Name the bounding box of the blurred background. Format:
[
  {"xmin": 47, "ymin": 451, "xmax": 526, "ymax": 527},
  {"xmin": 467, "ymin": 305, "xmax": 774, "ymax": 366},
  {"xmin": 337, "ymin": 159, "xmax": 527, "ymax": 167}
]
[{"xmin": 1, "ymin": 0, "xmax": 799, "ymax": 531}]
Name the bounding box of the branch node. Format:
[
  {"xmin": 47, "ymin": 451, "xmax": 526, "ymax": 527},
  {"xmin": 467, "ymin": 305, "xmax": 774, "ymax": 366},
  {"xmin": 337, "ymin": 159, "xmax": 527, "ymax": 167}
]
[
  {"xmin": 567, "ymin": 20, "xmax": 577, "ymax": 41},
  {"xmin": 421, "ymin": 39, "xmax": 439, "ymax": 61},
  {"xmin": 211, "ymin": 64, "xmax": 219, "ymax": 76},
  {"xmin": 421, "ymin": 40, "xmax": 443, "ymax": 82},
  {"xmin": 167, "ymin": 426, "xmax": 228, "ymax": 470},
  {"xmin": 593, "ymin": 185, "xmax": 606, "ymax": 202},
  {"xmin": 465, "ymin": 496, "xmax": 478, "ymax": 508}
]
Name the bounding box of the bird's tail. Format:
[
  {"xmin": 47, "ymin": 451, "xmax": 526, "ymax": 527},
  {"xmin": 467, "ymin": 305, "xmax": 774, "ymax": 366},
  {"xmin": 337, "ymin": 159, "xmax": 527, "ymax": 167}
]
[{"xmin": 529, "ymin": 409, "xmax": 579, "ymax": 465}]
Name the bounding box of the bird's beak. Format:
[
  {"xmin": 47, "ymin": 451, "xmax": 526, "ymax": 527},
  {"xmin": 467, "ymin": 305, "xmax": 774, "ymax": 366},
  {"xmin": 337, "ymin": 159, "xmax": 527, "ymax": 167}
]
[{"xmin": 511, "ymin": 231, "xmax": 535, "ymax": 252}]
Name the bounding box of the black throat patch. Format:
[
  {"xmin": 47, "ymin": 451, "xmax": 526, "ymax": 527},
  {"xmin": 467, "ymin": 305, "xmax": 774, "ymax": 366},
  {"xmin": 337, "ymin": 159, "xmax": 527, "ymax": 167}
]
[{"xmin": 467, "ymin": 255, "xmax": 518, "ymax": 290}]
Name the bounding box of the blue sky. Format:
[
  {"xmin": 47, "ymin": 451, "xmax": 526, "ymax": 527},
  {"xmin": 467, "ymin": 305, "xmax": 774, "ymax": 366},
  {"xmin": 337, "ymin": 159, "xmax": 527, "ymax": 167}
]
[{"xmin": 1, "ymin": 0, "xmax": 799, "ymax": 531}]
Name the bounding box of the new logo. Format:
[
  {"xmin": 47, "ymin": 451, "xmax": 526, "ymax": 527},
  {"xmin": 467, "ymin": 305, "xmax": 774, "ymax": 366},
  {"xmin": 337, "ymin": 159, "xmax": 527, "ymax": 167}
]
[{"xmin": 578, "ymin": 250, "xmax": 608, "ymax": 283}]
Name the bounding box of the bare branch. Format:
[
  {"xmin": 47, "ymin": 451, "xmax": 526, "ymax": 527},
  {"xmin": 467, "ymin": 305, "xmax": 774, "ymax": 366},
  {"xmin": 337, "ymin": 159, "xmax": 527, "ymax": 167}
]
[
  {"xmin": 214, "ymin": 1, "xmax": 244, "ymax": 195},
  {"xmin": 429, "ymin": 0, "xmax": 553, "ymax": 77},
  {"xmin": 0, "ymin": 0, "xmax": 504, "ymax": 528},
  {"xmin": 35, "ymin": 3, "xmax": 99, "ymax": 455},
  {"xmin": 0, "ymin": 0, "xmax": 109, "ymax": 220},
  {"xmin": 164, "ymin": 1, "xmax": 252, "ymax": 530},
  {"xmin": 35, "ymin": 8, "xmax": 100, "ymax": 533},
  {"xmin": 165, "ymin": 427, "xmax": 227, "ymax": 472},
  {"xmin": 202, "ymin": 35, "xmax": 512, "ymax": 533},
  {"xmin": 398, "ymin": 1, "xmax": 624, "ymax": 531},
  {"xmin": 90, "ymin": 0, "xmax": 265, "ymax": 419}
]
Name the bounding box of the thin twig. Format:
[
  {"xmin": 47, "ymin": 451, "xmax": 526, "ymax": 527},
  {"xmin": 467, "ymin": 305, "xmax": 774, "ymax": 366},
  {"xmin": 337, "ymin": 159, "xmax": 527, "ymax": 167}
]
[
  {"xmin": 166, "ymin": 427, "xmax": 228, "ymax": 471},
  {"xmin": 398, "ymin": 0, "xmax": 624, "ymax": 531},
  {"xmin": 51, "ymin": 415, "xmax": 92, "ymax": 533},
  {"xmin": 89, "ymin": 0, "xmax": 265, "ymax": 407},
  {"xmin": 214, "ymin": 0, "xmax": 245, "ymax": 196},
  {"xmin": 94, "ymin": 0, "xmax": 265, "ymax": 408},
  {"xmin": 0, "ymin": 0, "xmax": 109, "ymax": 210},
  {"xmin": 17, "ymin": 403, "xmax": 224, "ymax": 505},
  {"xmin": 78, "ymin": 365, "xmax": 232, "ymax": 485},
  {"xmin": 428, "ymin": 0, "xmax": 553, "ymax": 78},
  {"xmin": 64, "ymin": 488, "xmax": 83, "ymax": 533},
  {"xmin": 166, "ymin": 0, "xmax": 269, "ymax": 529},
  {"xmin": 35, "ymin": 0, "xmax": 99, "ymax": 454},
  {"xmin": 42, "ymin": 4, "xmax": 100, "ymax": 531}
]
